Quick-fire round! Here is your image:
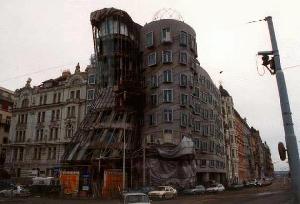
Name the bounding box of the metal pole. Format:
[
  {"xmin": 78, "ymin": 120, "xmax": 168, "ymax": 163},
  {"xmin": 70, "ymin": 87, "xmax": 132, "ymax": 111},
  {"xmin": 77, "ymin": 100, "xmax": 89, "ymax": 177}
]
[
  {"xmin": 143, "ymin": 135, "xmax": 146, "ymax": 186},
  {"xmin": 123, "ymin": 118, "xmax": 126, "ymax": 191},
  {"xmin": 265, "ymin": 16, "xmax": 300, "ymax": 203}
]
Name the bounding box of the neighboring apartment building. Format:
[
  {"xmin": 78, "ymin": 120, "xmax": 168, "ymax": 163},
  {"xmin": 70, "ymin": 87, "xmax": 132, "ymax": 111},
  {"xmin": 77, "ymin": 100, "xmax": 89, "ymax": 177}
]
[
  {"xmin": 250, "ymin": 127, "xmax": 265, "ymax": 179},
  {"xmin": 234, "ymin": 109, "xmax": 255, "ymax": 183},
  {"xmin": 141, "ymin": 18, "xmax": 226, "ymax": 186},
  {"xmin": 4, "ymin": 64, "xmax": 89, "ymax": 177},
  {"xmin": 0, "ymin": 87, "xmax": 14, "ymax": 165},
  {"xmin": 262, "ymin": 141, "xmax": 274, "ymax": 177},
  {"xmin": 219, "ymin": 85, "xmax": 239, "ymax": 185}
]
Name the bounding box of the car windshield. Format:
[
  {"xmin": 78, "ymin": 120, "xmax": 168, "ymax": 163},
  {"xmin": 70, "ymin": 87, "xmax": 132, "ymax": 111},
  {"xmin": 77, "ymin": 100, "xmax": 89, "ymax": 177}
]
[
  {"xmin": 157, "ymin": 187, "xmax": 166, "ymax": 191},
  {"xmin": 125, "ymin": 195, "xmax": 150, "ymax": 203}
]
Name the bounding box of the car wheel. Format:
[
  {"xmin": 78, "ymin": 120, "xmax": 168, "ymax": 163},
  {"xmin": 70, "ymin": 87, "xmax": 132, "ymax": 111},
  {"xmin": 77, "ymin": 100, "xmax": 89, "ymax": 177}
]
[
  {"xmin": 0, "ymin": 193, "xmax": 5, "ymax": 197},
  {"xmin": 162, "ymin": 194, "xmax": 166, "ymax": 199}
]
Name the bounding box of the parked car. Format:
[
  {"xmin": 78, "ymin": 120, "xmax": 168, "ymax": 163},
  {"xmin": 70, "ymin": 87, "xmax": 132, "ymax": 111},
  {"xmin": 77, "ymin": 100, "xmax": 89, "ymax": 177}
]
[
  {"xmin": 183, "ymin": 185, "xmax": 206, "ymax": 195},
  {"xmin": 206, "ymin": 184, "xmax": 225, "ymax": 193},
  {"xmin": 230, "ymin": 184, "xmax": 244, "ymax": 190},
  {"xmin": 257, "ymin": 178, "xmax": 272, "ymax": 187},
  {"xmin": 123, "ymin": 192, "xmax": 151, "ymax": 204},
  {"xmin": 0, "ymin": 185, "xmax": 30, "ymax": 197},
  {"xmin": 135, "ymin": 186, "xmax": 155, "ymax": 195},
  {"xmin": 246, "ymin": 180, "xmax": 257, "ymax": 187},
  {"xmin": 148, "ymin": 186, "xmax": 177, "ymax": 199}
]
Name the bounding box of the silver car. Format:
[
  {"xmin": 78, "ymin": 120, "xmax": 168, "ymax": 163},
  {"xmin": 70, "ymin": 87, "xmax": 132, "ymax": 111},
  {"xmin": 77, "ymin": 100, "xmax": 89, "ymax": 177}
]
[{"xmin": 123, "ymin": 192, "xmax": 151, "ymax": 204}]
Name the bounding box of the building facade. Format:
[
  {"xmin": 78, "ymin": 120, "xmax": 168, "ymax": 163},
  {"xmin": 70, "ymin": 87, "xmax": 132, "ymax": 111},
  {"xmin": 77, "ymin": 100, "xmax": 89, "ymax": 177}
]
[
  {"xmin": 219, "ymin": 85, "xmax": 239, "ymax": 185},
  {"xmin": 0, "ymin": 87, "xmax": 14, "ymax": 166},
  {"xmin": 5, "ymin": 65, "xmax": 89, "ymax": 177},
  {"xmin": 140, "ymin": 19, "xmax": 226, "ymax": 186}
]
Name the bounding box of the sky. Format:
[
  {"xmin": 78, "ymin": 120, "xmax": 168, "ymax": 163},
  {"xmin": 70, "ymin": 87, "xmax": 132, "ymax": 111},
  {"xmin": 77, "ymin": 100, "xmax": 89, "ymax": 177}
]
[{"xmin": 1, "ymin": 0, "xmax": 300, "ymax": 171}]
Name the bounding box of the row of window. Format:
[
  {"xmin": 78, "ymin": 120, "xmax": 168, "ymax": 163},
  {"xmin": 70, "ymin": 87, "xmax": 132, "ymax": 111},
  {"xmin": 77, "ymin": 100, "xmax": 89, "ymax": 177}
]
[
  {"xmin": 193, "ymin": 138, "xmax": 225, "ymax": 154},
  {"xmin": 145, "ymin": 30, "xmax": 197, "ymax": 51},
  {"xmin": 12, "ymin": 147, "xmax": 24, "ymax": 161},
  {"xmin": 147, "ymin": 51, "xmax": 188, "ymax": 66},
  {"xmin": 15, "ymin": 130, "xmax": 26, "ymax": 142},
  {"xmin": 17, "ymin": 114, "xmax": 28, "ymax": 124},
  {"xmin": 195, "ymin": 159, "xmax": 225, "ymax": 169}
]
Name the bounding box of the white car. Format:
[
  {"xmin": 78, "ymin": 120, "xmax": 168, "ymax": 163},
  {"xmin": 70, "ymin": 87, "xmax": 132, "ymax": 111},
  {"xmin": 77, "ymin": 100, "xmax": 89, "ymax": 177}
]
[
  {"xmin": 206, "ymin": 184, "xmax": 225, "ymax": 193},
  {"xmin": 123, "ymin": 192, "xmax": 151, "ymax": 204},
  {"xmin": 148, "ymin": 186, "xmax": 177, "ymax": 199},
  {"xmin": 0, "ymin": 185, "xmax": 30, "ymax": 197}
]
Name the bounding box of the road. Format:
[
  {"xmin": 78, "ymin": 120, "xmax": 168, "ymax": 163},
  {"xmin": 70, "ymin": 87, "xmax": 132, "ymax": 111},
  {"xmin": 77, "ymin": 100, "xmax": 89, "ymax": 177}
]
[{"xmin": 1, "ymin": 179, "xmax": 294, "ymax": 204}]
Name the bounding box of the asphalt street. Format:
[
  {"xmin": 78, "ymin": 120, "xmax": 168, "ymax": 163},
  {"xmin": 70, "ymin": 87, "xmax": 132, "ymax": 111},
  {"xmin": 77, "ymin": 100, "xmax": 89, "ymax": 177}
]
[{"xmin": 0, "ymin": 179, "xmax": 294, "ymax": 204}]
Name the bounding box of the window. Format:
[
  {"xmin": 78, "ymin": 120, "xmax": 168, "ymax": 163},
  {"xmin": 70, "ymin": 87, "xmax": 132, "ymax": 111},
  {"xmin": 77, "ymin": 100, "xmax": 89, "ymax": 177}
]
[
  {"xmin": 48, "ymin": 147, "xmax": 52, "ymax": 159},
  {"xmin": 180, "ymin": 112, "xmax": 188, "ymax": 127},
  {"xmin": 54, "ymin": 128, "xmax": 58, "ymax": 140},
  {"xmin": 209, "ymin": 160, "xmax": 215, "ymax": 167},
  {"xmin": 193, "ymin": 138, "xmax": 200, "ymax": 149},
  {"xmin": 201, "ymin": 141, "xmax": 208, "ymax": 152},
  {"xmin": 210, "ymin": 141, "xmax": 215, "ymax": 152},
  {"xmin": 146, "ymin": 32, "xmax": 154, "ymax": 47},
  {"xmin": 87, "ymin": 89, "xmax": 95, "ymax": 100},
  {"xmin": 180, "ymin": 94, "xmax": 188, "ymax": 106},
  {"xmin": 71, "ymin": 106, "xmax": 75, "ymax": 117},
  {"xmin": 148, "ymin": 52, "xmax": 156, "ymax": 66},
  {"xmin": 162, "ymin": 51, "xmax": 172, "ymax": 63},
  {"xmin": 150, "ymin": 94, "xmax": 157, "ymax": 106},
  {"xmin": 179, "ymin": 51, "xmax": 188, "ymax": 64},
  {"xmin": 163, "ymin": 90, "xmax": 173, "ymax": 102},
  {"xmin": 70, "ymin": 91, "xmax": 75, "ymax": 99},
  {"xmin": 52, "ymin": 147, "xmax": 56, "ymax": 160},
  {"xmin": 57, "ymin": 93, "xmax": 61, "ymax": 102},
  {"xmin": 194, "ymin": 103, "xmax": 201, "ymax": 114},
  {"xmin": 150, "ymin": 75, "xmax": 158, "ymax": 88},
  {"xmin": 43, "ymin": 95, "xmax": 47, "ymax": 105},
  {"xmin": 88, "ymin": 74, "xmax": 96, "ymax": 84},
  {"xmin": 180, "ymin": 74, "xmax": 188, "ymax": 87},
  {"xmin": 53, "ymin": 93, "xmax": 57, "ymax": 103},
  {"xmin": 149, "ymin": 113, "xmax": 157, "ymax": 126},
  {"xmin": 163, "ymin": 70, "xmax": 172, "ymax": 83},
  {"xmin": 161, "ymin": 28, "xmax": 171, "ymax": 42},
  {"xmin": 76, "ymin": 90, "xmax": 80, "ymax": 99},
  {"xmin": 200, "ymin": 159, "xmax": 206, "ymax": 167},
  {"xmin": 195, "ymin": 121, "xmax": 201, "ymax": 132},
  {"xmin": 180, "ymin": 31, "xmax": 188, "ymax": 46},
  {"xmin": 202, "ymin": 125, "xmax": 209, "ymax": 136},
  {"xmin": 193, "ymin": 87, "xmax": 200, "ymax": 97},
  {"xmin": 56, "ymin": 109, "xmax": 60, "ymax": 120},
  {"xmin": 41, "ymin": 112, "xmax": 45, "ymax": 122},
  {"xmin": 51, "ymin": 110, "xmax": 55, "ymax": 121},
  {"xmin": 163, "ymin": 109, "xmax": 173, "ymax": 122}
]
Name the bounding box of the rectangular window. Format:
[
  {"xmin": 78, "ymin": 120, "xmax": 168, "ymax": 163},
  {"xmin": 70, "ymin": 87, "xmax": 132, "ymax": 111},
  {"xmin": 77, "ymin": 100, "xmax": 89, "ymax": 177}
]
[
  {"xmin": 146, "ymin": 32, "xmax": 154, "ymax": 47},
  {"xmin": 163, "ymin": 90, "xmax": 173, "ymax": 102},
  {"xmin": 180, "ymin": 94, "xmax": 188, "ymax": 106},
  {"xmin": 70, "ymin": 91, "xmax": 75, "ymax": 99},
  {"xmin": 180, "ymin": 112, "xmax": 188, "ymax": 127},
  {"xmin": 43, "ymin": 95, "xmax": 47, "ymax": 105},
  {"xmin": 67, "ymin": 107, "xmax": 71, "ymax": 118},
  {"xmin": 195, "ymin": 121, "xmax": 201, "ymax": 132},
  {"xmin": 149, "ymin": 113, "xmax": 157, "ymax": 126},
  {"xmin": 180, "ymin": 74, "xmax": 188, "ymax": 87},
  {"xmin": 200, "ymin": 159, "xmax": 206, "ymax": 167},
  {"xmin": 163, "ymin": 109, "xmax": 173, "ymax": 122},
  {"xmin": 163, "ymin": 70, "xmax": 172, "ymax": 83},
  {"xmin": 53, "ymin": 93, "xmax": 57, "ymax": 103},
  {"xmin": 56, "ymin": 109, "xmax": 60, "ymax": 120},
  {"xmin": 161, "ymin": 28, "xmax": 171, "ymax": 42},
  {"xmin": 41, "ymin": 112, "xmax": 45, "ymax": 122},
  {"xmin": 193, "ymin": 87, "xmax": 200, "ymax": 97},
  {"xmin": 210, "ymin": 141, "xmax": 215, "ymax": 152},
  {"xmin": 51, "ymin": 110, "xmax": 55, "ymax": 121},
  {"xmin": 54, "ymin": 128, "xmax": 58, "ymax": 140},
  {"xmin": 180, "ymin": 31, "xmax": 188, "ymax": 46},
  {"xmin": 148, "ymin": 52, "xmax": 156, "ymax": 66},
  {"xmin": 150, "ymin": 94, "xmax": 157, "ymax": 106},
  {"xmin": 193, "ymin": 138, "xmax": 200, "ymax": 149},
  {"xmin": 52, "ymin": 147, "xmax": 56, "ymax": 160},
  {"xmin": 57, "ymin": 93, "xmax": 61, "ymax": 102},
  {"xmin": 209, "ymin": 160, "xmax": 215, "ymax": 167},
  {"xmin": 76, "ymin": 90, "xmax": 80, "ymax": 99},
  {"xmin": 179, "ymin": 51, "xmax": 188, "ymax": 64},
  {"xmin": 201, "ymin": 141, "xmax": 208, "ymax": 152},
  {"xmin": 88, "ymin": 74, "xmax": 96, "ymax": 84},
  {"xmin": 162, "ymin": 50, "xmax": 172, "ymax": 63},
  {"xmin": 202, "ymin": 125, "xmax": 209, "ymax": 136},
  {"xmin": 39, "ymin": 96, "xmax": 43, "ymax": 105},
  {"xmin": 194, "ymin": 103, "xmax": 201, "ymax": 114},
  {"xmin": 87, "ymin": 89, "xmax": 95, "ymax": 100},
  {"xmin": 48, "ymin": 147, "xmax": 52, "ymax": 159},
  {"xmin": 150, "ymin": 75, "xmax": 158, "ymax": 88},
  {"xmin": 71, "ymin": 106, "xmax": 75, "ymax": 117}
]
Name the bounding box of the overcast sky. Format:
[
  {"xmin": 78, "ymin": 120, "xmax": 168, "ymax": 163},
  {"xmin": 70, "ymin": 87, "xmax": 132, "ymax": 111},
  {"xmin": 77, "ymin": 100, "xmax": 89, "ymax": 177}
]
[{"xmin": 1, "ymin": 0, "xmax": 300, "ymax": 171}]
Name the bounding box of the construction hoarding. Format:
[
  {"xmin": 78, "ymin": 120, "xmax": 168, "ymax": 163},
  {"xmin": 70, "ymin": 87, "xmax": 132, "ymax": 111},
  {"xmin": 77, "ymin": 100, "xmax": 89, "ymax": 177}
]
[{"xmin": 59, "ymin": 171, "xmax": 79, "ymax": 195}]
